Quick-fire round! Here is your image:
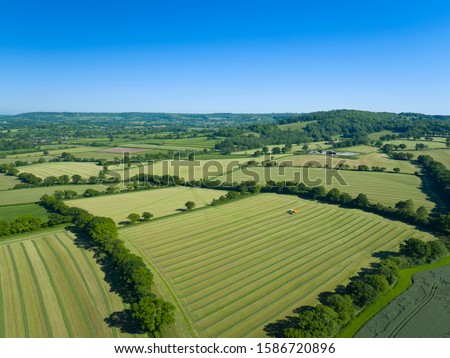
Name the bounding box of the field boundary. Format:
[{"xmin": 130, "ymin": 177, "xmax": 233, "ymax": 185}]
[
  {"xmin": 121, "ymin": 235, "xmax": 199, "ymax": 338},
  {"xmin": 337, "ymin": 254, "xmax": 450, "ymax": 337}
]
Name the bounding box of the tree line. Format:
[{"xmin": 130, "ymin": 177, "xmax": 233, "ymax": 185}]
[
  {"xmin": 264, "ymin": 237, "xmax": 448, "ymax": 338},
  {"xmin": 39, "ymin": 195, "xmax": 175, "ymax": 334}
]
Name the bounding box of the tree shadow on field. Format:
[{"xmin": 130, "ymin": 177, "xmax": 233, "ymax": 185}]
[
  {"xmin": 263, "ymin": 315, "xmax": 300, "ymax": 338},
  {"xmin": 105, "ymin": 310, "xmax": 144, "ymax": 334},
  {"xmin": 292, "ymin": 305, "xmax": 314, "ymax": 314},
  {"xmin": 372, "ymin": 250, "xmax": 397, "ymax": 260},
  {"xmin": 317, "ymin": 291, "xmax": 334, "ymax": 304},
  {"xmin": 70, "ymin": 227, "xmax": 135, "ymax": 303},
  {"xmin": 419, "ymin": 175, "xmax": 449, "ymax": 215}
]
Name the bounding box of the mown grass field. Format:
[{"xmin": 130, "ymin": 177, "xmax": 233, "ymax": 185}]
[
  {"xmin": 0, "ymin": 204, "xmax": 48, "ymax": 221},
  {"xmin": 387, "ymin": 138, "xmax": 447, "ymax": 150},
  {"xmin": 66, "ymin": 187, "xmax": 225, "ymax": 224},
  {"xmin": 218, "ymin": 167, "xmax": 434, "ymax": 209},
  {"xmin": 233, "ymin": 142, "xmax": 333, "ymax": 155},
  {"xmin": 121, "ymin": 194, "xmax": 435, "ymax": 337},
  {"xmin": 278, "ymin": 121, "xmax": 316, "ymax": 131},
  {"xmin": 17, "ymin": 162, "xmax": 103, "ymax": 179},
  {"xmin": 111, "ymin": 157, "xmax": 254, "ymax": 182},
  {"xmin": 278, "ymin": 152, "xmax": 418, "ymax": 173},
  {"xmin": 367, "ymin": 130, "xmax": 395, "ymax": 140},
  {"xmin": 0, "ymin": 185, "xmax": 105, "ymax": 205},
  {"xmin": 415, "ymin": 149, "xmax": 450, "ymax": 169},
  {"xmin": 137, "ymin": 136, "xmax": 221, "ymax": 149},
  {"xmin": 0, "ymin": 229, "xmax": 141, "ymax": 337},
  {"xmin": 0, "ymin": 174, "xmax": 20, "ymax": 190}
]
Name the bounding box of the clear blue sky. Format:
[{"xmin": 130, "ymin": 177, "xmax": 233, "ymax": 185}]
[{"xmin": 1, "ymin": 0, "xmax": 450, "ymax": 114}]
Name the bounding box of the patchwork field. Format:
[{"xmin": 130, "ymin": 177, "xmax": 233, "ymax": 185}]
[
  {"xmin": 66, "ymin": 187, "xmax": 225, "ymax": 224},
  {"xmin": 17, "ymin": 162, "xmax": 102, "ymax": 179},
  {"xmin": 121, "ymin": 194, "xmax": 435, "ymax": 337},
  {"xmin": 415, "ymin": 149, "xmax": 450, "ymax": 169},
  {"xmin": 278, "ymin": 121, "xmax": 316, "ymax": 131},
  {"xmin": 136, "ymin": 136, "xmax": 221, "ymax": 149},
  {"xmin": 0, "ymin": 229, "xmax": 141, "ymax": 337},
  {"xmin": 278, "ymin": 152, "xmax": 418, "ymax": 173},
  {"xmin": 218, "ymin": 167, "xmax": 434, "ymax": 209},
  {"xmin": 0, "ymin": 185, "xmax": 105, "ymax": 205},
  {"xmin": 0, "ymin": 204, "xmax": 48, "ymax": 221},
  {"xmin": 110, "ymin": 157, "xmax": 254, "ymax": 181},
  {"xmin": 0, "ymin": 174, "xmax": 20, "ymax": 190},
  {"xmin": 387, "ymin": 138, "xmax": 447, "ymax": 150}
]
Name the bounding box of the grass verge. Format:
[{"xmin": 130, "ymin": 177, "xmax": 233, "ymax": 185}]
[{"xmin": 336, "ymin": 254, "xmax": 450, "ymax": 337}]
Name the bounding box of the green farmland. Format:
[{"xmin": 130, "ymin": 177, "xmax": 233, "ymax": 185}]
[
  {"xmin": 415, "ymin": 149, "xmax": 450, "ymax": 169},
  {"xmin": 0, "ymin": 174, "xmax": 20, "ymax": 190},
  {"xmin": 0, "ymin": 229, "xmax": 142, "ymax": 337},
  {"xmin": 0, "ymin": 204, "xmax": 48, "ymax": 221},
  {"xmin": 218, "ymin": 167, "xmax": 435, "ymax": 209},
  {"xmin": 66, "ymin": 187, "xmax": 225, "ymax": 223},
  {"xmin": 0, "ymin": 185, "xmax": 105, "ymax": 205},
  {"xmin": 121, "ymin": 194, "xmax": 434, "ymax": 337},
  {"xmin": 17, "ymin": 162, "xmax": 103, "ymax": 179},
  {"xmin": 278, "ymin": 152, "xmax": 418, "ymax": 173}
]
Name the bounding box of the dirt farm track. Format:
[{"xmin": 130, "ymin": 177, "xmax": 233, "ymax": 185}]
[{"xmin": 356, "ymin": 264, "xmax": 450, "ymax": 338}]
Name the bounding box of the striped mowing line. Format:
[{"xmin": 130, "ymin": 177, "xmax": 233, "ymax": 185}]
[
  {"xmin": 189, "ymin": 219, "xmax": 384, "ymax": 318},
  {"xmin": 169, "ymin": 210, "xmax": 359, "ymax": 293},
  {"xmin": 41, "ymin": 237, "xmax": 97, "ymax": 337},
  {"xmin": 149, "ymin": 205, "xmax": 333, "ymax": 265},
  {"xmin": 13, "ymin": 243, "xmax": 50, "ymax": 337},
  {"xmin": 134, "ymin": 200, "xmax": 331, "ymax": 256},
  {"xmin": 54, "ymin": 234, "xmax": 114, "ymax": 336},
  {"xmin": 6, "ymin": 245, "xmax": 30, "ymax": 337},
  {"xmin": 0, "ymin": 248, "xmax": 8, "ymax": 336},
  {"xmin": 60, "ymin": 231, "xmax": 121, "ymax": 338},
  {"xmin": 19, "ymin": 242, "xmax": 53, "ymax": 337},
  {"xmin": 177, "ymin": 214, "xmax": 369, "ymax": 302},
  {"xmin": 30, "ymin": 240, "xmax": 74, "ymax": 337},
  {"xmin": 194, "ymin": 221, "xmax": 398, "ymax": 334}
]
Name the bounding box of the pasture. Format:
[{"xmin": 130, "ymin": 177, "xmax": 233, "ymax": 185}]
[
  {"xmin": 66, "ymin": 187, "xmax": 225, "ymax": 224},
  {"xmin": 415, "ymin": 149, "xmax": 450, "ymax": 169},
  {"xmin": 0, "ymin": 204, "xmax": 48, "ymax": 221},
  {"xmin": 0, "ymin": 174, "xmax": 20, "ymax": 190},
  {"xmin": 278, "ymin": 121, "xmax": 316, "ymax": 131},
  {"xmin": 110, "ymin": 157, "xmax": 254, "ymax": 182},
  {"xmin": 218, "ymin": 167, "xmax": 435, "ymax": 209},
  {"xmin": 387, "ymin": 138, "xmax": 447, "ymax": 150},
  {"xmin": 17, "ymin": 162, "xmax": 103, "ymax": 179},
  {"xmin": 0, "ymin": 229, "xmax": 141, "ymax": 337},
  {"xmin": 278, "ymin": 152, "xmax": 418, "ymax": 173},
  {"xmin": 121, "ymin": 194, "xmax": 435, "ymax": 337},
  {"xmin": 0, "ymin": 185, "xmax": 105, "ymax": 205}
]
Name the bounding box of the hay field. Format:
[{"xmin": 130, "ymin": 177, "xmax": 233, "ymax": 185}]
[
  {"xmin": 415, "ymin": 149, "xmax": 450, "ymax": 169},
  {"xmin": 121, "ymin": 194, "xmax": 435, "ymax": 337},
  {"xmin": 66, "ymin": 187, "xmax": 225, "ymax": 223},
  {"xmin": 17, "ymin": 162, "xmax": 102, "ymax": 179},
  {"xmin": 0, "ymin": 174, "xmax": 20, "ymax": 190},
  {"xmin": 110, "ymin": 157, "xmax": 254, "ymax": 182},
  {"xmin": 0, "ymin": 204, "xmax": 48, "ymax": 221},
  {"xmin": 278, "ymin": 152, "xmax": 418, "ymax": 173},
  {"xmin": 0, "ymin": 185, "xmax": 105, "ymax": 205},
  {"xmin": 0, "ymin": 229, "xmax": 141, "ymax": 337},
  {"xmin": 218, "ymin": 167, "xmax": 434, "ymax": 209}
]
